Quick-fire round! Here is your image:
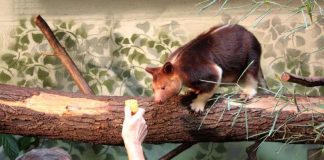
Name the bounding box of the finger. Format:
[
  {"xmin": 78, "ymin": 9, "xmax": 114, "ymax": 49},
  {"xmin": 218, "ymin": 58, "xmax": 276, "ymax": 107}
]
[
  {"xmin": 138, "ymin": 120, "xmax": 146, "ymax": 134},
  {"xmin": 124, "ymin": 106, "xmax": 131, "ymax": 120},
  {"xmin": 139, "ymin": 125, "xmax": 148, "ymax": 143},
  {"xmin": 133, "ymin": 108, "xmax": 145, "ymax": 119}
]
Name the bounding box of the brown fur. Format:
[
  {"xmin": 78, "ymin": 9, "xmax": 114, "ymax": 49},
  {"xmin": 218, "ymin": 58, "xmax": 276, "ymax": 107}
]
[{"xmin": 146, "ymin": 24, "xmax": 265, "ymax": 112}]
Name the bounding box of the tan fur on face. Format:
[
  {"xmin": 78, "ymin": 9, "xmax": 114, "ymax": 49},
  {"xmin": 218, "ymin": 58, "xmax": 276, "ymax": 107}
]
[{"xmin": 152, "ymin": 72, "xmax": 182, "ymax": 103}]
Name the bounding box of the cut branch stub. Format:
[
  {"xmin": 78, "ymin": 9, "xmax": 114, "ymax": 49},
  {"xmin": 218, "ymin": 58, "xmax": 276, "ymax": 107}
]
[{"xmin": 281, "ymin": 72, "xmax": 324, "ymax": 87}]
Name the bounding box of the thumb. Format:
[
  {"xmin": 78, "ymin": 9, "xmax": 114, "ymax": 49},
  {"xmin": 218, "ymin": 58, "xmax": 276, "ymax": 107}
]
[{"xmin": 133, "ymin": 108, "xmax": 145, "ymax": 119}]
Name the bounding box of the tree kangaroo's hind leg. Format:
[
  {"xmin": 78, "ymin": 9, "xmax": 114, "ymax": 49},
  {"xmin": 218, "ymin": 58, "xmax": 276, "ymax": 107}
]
[{"xmin": 238, "ymin": 73, "xmax": 258, "ymax": 101}]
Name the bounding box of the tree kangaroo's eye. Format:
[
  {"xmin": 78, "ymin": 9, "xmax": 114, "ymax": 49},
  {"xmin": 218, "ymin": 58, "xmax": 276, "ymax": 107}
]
[{"xmin": 161, "ymin": 86, "xmax": 166, "ymax": 90}]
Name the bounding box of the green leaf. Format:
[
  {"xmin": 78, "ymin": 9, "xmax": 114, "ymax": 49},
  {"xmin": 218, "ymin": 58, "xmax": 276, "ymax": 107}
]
[
  {"xmin": 65, "ymin": 37, "xmax": 76, "ymax": 49},
  {"xmin": 319, "ymin": 86, "xmax": 324, "ymax": 95},
  {"xmin": 300, "ymin": 53, "xmax": 310, "ymax": 62},
  {"xmin": 112, "ymin": 49, "xmax": 120, "ymax": 57},
  {"xmin": 123, "ymin": 38, "xmax": 130, "ymax": 44},
  {"xmin": 122, "ymin": 70, "xmax": 130, "ymax": 78},
  {"xmin": 128, "ymin": 50, "xmax": 141, "ymax": 63},
  {"xmin": 136, "ymin": 21, "xmax": 150, "ymax": 33},
  {"xmin": 92, "ymin": 144, "xmax": 104, "ymax": 155},
  {"xmin": 163, "ymin": 38, "xmax": 171, "ymax": 45},
  {"xmin": 90, "ymin": 68, "xmax": 99, "ymax": 75},
  {"xmin": 199, "ymin": 143, "xmax": 210, "ymax": 151},
  {"xmin": 272, "ymin": 61, "xmax": 285, "ymax": 73},
  {"xmin": 76, "ymin": 26, "xmax": 87, "ymax": 38},
  {"xmin": 195, "ymin": 151, "xmax": 206, "ymax": 159},
  {"xmin": 139, "ymin": 38, "xmax": 148, "ymax": 46},
  {"xmin": 43, "ymin": 77, "xmax": 54, "ymax": 88},
  {"xmin": 20, "ymin": 19, "xmax": 27, "ymax": 29},
  {"xmin": 131, "ymin": 34, "xmax": 139, "ymax": 43},
  {"xmin": 313, "ymin": 66, "xmax": 324, "ymax": 76},
  {"xmin": 16, "ymin": 28, "xmax": 23, "ymax": 35},
  {"xmin": 286, "ymin": 48, "xmax": 301, "ymax": 59},
  {"xmin": 99, "ymin": 70, "xmax": 108, "ymax": 77},
  {"xmin": 32, "ymin": 33, "xmax": 43, "ymax": 43},
  {"xmin": 33, "ymin": 53, "xmax": 42, "ymax": 62},
  {"xmin": 60, "ymin": 22, "xmax": 67, "ymax": 29},
  {"xmin": 8, "ymin": 44, "xmax": 18, "ymax": 51},
  {"xmin": 1, "ymin": 53, "xmax": 16, "ymax": 65},
  {"xmin": 55, "ymin": 31, "xmax": 66, "ymax": 40},
  {"xmin": 138, "ymin": 54, "xmax": 149, "ymax": 65},
  {"xmin": 91, "ymin": 84, "xmax": 99, "ymax": 94},
  {"xmin": 286, "ymin": 60, "xmax": 298, "ymax": 70},
  {"xmin": 71, "ymin": 154, "xmax": 81, "ymax": 160},
  {"xmin": 121, "ymin": 47, "xmax": 131, "ymax": 55},
  {"xmin": 307, "ymin": 88, "xmax": 319, "ymax": 96},
  {"xmin": 103, "ymin": 79, "xmax": 115, "ymax": 92},
  {"xmin": 68, "ymin": 21, "xmax": 76, "ymax": 29},
  {"xmin": 30, "ymin": 17, "xmax": 36, "ymax": 28},
  {"xmin": 155, "ymin": 44, "xmax": 165, "ymax": 53},
  {"xmin": 18, "ymin": 136, "xmax": 36, "ymax": 150},
  {"xmin": 214, "ymin": 143, "xmax": 227, "ymax": 153},
  {"xmin": 171, "ymin": 41, "xmax": 181, "ymax": 47},
  {"xmin": 0, "ymin": 71, "xmax": 11, "ymax": 83},
  {"xmin": 115, "ymin": 37, "xmax": 123, "ymax": 45},
  {"xmin": 21, "ymin": 35, "xmax": 30, "ymax": 44},
  {"xmin": 160, "ymin": 53, "xmax": 168, "ymax": 63},
  {"xmin": 147, "ymin": 41, "xmax": 155, "ymax": 48},
  {"xmin": 144, "ymin": 90, "xmax": 152, "ymax": 96},
  {"xmin": 44, "ymin": 56, "xmax": 60, "ymax": 65},
  {"xmin": 0, "ymin": 134, "xmax": 19, "ymax": 160},
  {"xmin": 25, "ymin": 67, "xmax": 34, "ymax": 76},
  {"xmin": 136, "ymin": 87, "xmax": 144, "ymax": 94},
  {"xmin": 74, "ymin": 144, "xmax": 86, "ymax": 154},
  {"xmin": 27, "ymin": 57, "xmax": 33, "ymax": 64},
  {"xmin": 84, "ymin": 75, "xmax": 93, "ymax": 82},
  {"xmin": 300, "ymin": 63, "xmax": 310, "ymax": 77},
  {"xmin": 44, "ymin": 140, "xmax": 58, "ymax": 147},
  {"xmin": 17, "ymin": 80, "xmax": 26, "ymax": 86},
  {"xmin": 105, "ymin": 154, "xmax": 115, "ymax": 160},
  {"xmin": 37, "ymin": 68, "xmax": 49, "ymax": 80},
  {"xmin": 134, "ymin": 70, "xmax": 145, "ymax": 81}
]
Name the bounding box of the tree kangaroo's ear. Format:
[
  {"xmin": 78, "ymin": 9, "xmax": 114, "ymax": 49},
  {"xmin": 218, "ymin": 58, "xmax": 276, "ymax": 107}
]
[
  {"xmin": 145, "ymin": 67, "xmax": 160, "ymax": 75},
  {"xmin": 162, "ymin": 62, "xmax": 173, "ymax": 74}
]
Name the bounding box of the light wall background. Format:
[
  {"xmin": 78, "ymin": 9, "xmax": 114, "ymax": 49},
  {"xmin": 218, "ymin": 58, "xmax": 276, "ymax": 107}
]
[{"xmin": 0, "ymin": 0, "xmax": 323, "ymax": 160}]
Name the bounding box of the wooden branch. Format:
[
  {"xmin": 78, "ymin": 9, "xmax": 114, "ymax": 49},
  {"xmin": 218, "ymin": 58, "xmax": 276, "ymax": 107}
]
[
  {"xmin": 0, "ymin": 84, "xmax": 323, "ymax": 144},
  {"xmin": 246, "ymin": 140, "xmax": 262, "ymax": 160},
  {"xmin": 281, "ymin": 72, "xmax": 324, "ymax": 87},
  {"xmin": 159, "ymin": 143, "xmax": 194, "ymax": 160},
  {"xmin": 34, "ymin": 15, "xmax": 94, "ymax": 95}
]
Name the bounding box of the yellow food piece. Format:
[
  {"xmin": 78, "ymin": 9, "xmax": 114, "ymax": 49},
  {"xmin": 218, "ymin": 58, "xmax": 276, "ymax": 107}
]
[{"xmin": 125, "ymin": 99, "xmax": 138, "ymax": 113}]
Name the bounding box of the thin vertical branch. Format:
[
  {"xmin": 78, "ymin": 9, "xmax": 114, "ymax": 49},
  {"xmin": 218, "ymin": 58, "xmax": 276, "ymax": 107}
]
[{"xmin": 35, "ymin": 15, "xmax": 94, "ymax": 95}]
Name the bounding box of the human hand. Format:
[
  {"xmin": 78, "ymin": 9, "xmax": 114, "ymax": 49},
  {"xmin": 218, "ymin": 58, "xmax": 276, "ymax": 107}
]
[
  {"xmin": 122, "ymin": 106, "xmax": 147, "ymax": 160},
  {"xmin": 122, "ymin": 106, "xmax": 147, "ymax": 145}
]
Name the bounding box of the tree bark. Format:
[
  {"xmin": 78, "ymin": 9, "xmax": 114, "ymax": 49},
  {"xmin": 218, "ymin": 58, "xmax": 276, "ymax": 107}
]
[{"xmin": 0, "ymin": 84, "xmax": 323, "ymax": 145}]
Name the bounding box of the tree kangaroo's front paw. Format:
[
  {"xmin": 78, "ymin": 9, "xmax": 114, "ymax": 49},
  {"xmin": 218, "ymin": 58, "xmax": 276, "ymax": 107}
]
[{"xmin": 190, "ymin": 101, "xmax": 206, "ymax": 112}]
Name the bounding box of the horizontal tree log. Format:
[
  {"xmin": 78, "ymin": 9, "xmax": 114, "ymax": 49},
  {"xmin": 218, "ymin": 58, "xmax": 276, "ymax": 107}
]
[{"xmin": 0, "ymin": 84, "xmax": 323, "ymax": 145}]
